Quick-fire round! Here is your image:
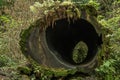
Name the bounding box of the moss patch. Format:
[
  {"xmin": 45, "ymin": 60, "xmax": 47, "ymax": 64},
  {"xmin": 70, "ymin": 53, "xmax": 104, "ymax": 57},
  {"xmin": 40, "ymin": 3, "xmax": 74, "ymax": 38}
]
[{"xmin": 72, "ymin": 41, "xmax": 88, "ymax": 64}]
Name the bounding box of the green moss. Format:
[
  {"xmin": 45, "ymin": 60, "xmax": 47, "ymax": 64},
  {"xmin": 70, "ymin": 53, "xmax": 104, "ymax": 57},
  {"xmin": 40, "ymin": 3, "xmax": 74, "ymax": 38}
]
[
  {"xmin": 18, "ymin": 66, "xmax": 32, "ymax": 75},
  {"xmin": 19, "ymin": 59, "xmax": 77, "ymax": 78},
  {"xmin": 86, "ymin": 5, "xmax": 97, "ymax": 16},
  {"xmin": 33, "ymin": 67, "xmax": 77, "ymax": 78},
  {"xmin": 19, "ymin": 24, "xmax": 34, "ymax": 56},
  {"xmin": 72, "ymin": 41, "xmax": 88, "ymax": 63}
]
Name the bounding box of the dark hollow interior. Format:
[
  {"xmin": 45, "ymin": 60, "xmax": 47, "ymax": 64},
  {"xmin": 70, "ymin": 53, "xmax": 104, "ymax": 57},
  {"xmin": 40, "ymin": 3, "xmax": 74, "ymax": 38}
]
[{"xmin": 45, "ymin": 18, "xmax": 102, "ymax": 65}]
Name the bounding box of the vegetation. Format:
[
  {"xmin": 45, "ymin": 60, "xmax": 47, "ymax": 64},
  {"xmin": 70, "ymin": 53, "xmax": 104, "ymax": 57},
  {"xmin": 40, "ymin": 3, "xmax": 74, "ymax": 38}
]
[
  {"xmin": 72, "ymin": 41, "xmax": 88, "ymax": 63},
  {"xmin": 95, "ymin": 0, "xmax": 120, "ymax": 79},
  {"xmin": 0, "ymin": 0, "xmax": 120, "ymax": 80}
]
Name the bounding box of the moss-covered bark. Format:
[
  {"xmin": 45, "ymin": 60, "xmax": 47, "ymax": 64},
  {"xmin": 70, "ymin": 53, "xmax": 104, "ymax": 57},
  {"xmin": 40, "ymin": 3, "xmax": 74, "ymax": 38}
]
[{"xmin": 19, "ymin": 1, "xmax": 104, "ymax": 78}]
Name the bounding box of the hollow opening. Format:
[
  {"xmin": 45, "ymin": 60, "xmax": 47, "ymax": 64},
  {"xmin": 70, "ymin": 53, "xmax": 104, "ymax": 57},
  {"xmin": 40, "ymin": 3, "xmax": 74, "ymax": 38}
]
[{"xmin": 45, "ymin": 18, "xmax": 102, "ymax": 65}]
